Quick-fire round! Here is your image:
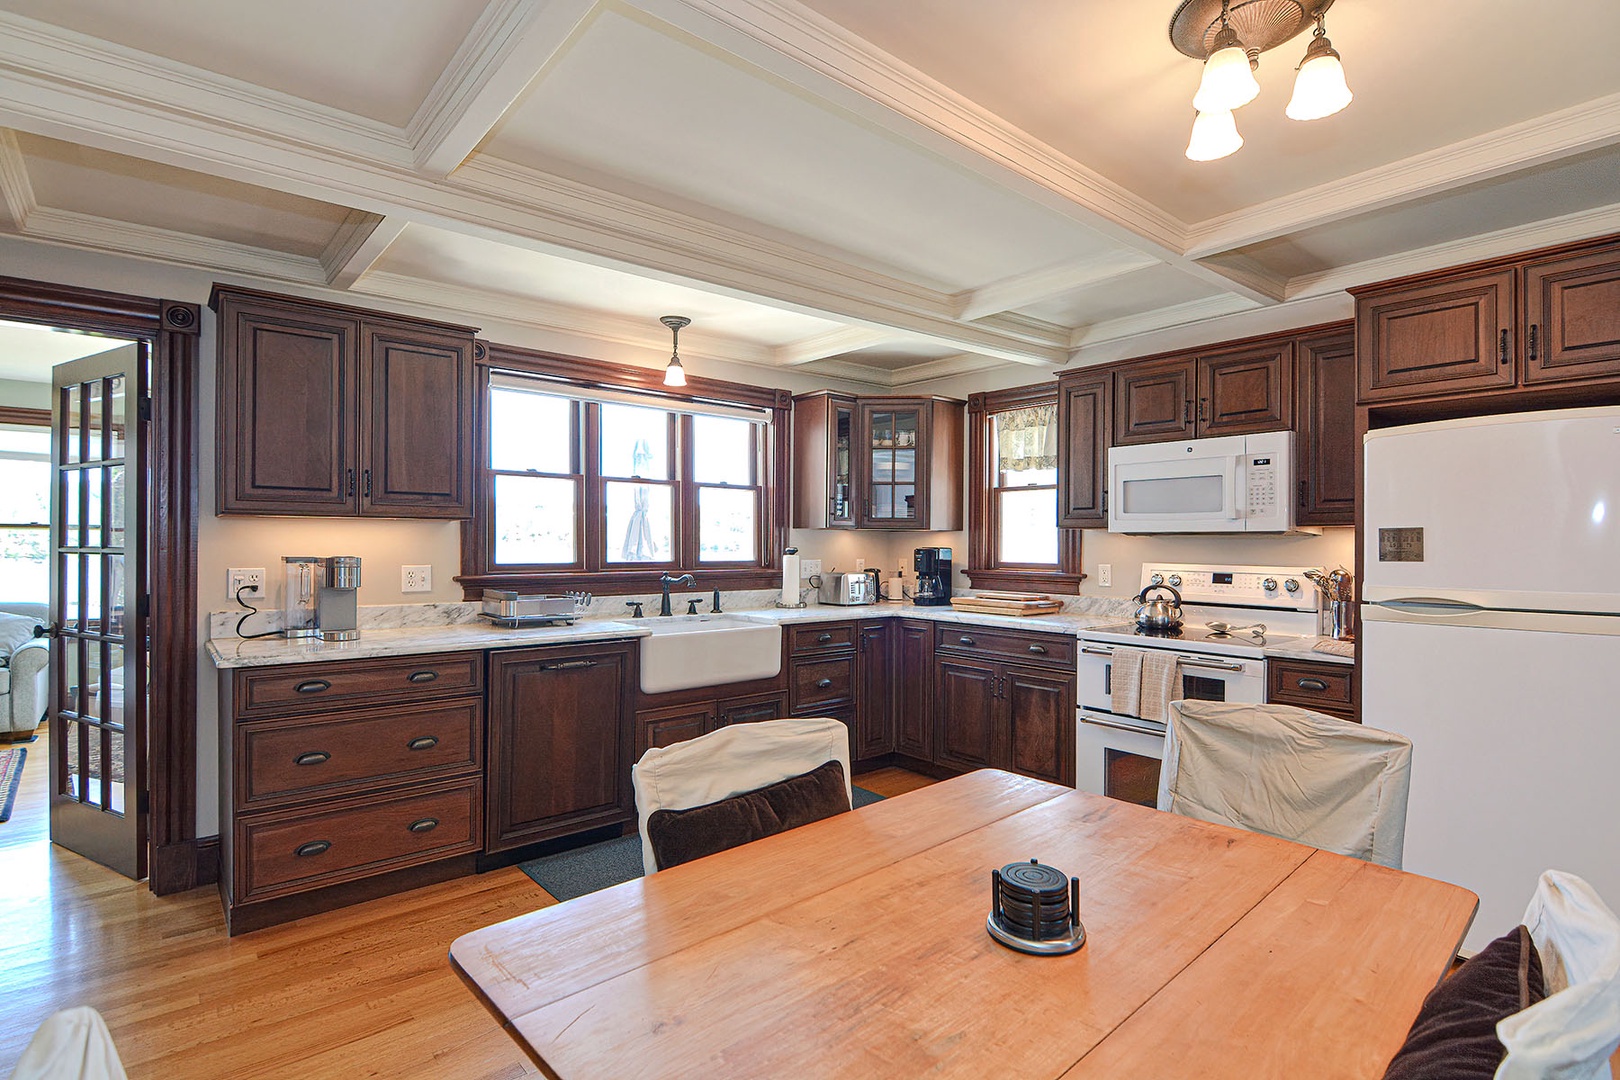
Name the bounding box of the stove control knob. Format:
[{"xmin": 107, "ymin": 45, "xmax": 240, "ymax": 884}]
[
  {"xmin": 1149, "ymin": 573, "xmax": 1164, "ymax": 586},
  {"xmin": 1262, "ymin": 577, "xmax": 1278, "ymax": 592},
  {"xmin": 1283, "ymin": 578, "xmax": 1301, "ymax": 594},
  {"xmin": 1168, "ymin": 574, "xmax": 1182, "ymax": 588}
]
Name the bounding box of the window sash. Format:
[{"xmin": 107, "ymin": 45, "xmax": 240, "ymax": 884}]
[{"xmin": 966, "ymin": 386, "xmax": 1080, "ymax": 591}]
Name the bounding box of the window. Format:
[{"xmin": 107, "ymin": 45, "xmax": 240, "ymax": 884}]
[
  {"xmin": 0, "ymin": 424, "xmax": 51, "ymax": 603},
  {"xmin": 463, "ymin": 346, "xmax": 786, "ymax": 596},
  {"xmin": 964, "ymin": 386, "xmax": 1081, "ymax": 593}
]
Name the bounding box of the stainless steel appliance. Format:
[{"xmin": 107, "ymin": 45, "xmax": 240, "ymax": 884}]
[
  {"xmin": 1076, "ymin": 563, "xmax": 1321, "ymax": 807},
  {"xmin": 816, "ymin": 571, "xmax": 877, "ymax": 606},
  {"xmin": 913, "ymin": 547, "xmax": 952, "ymax": 607},
  {"xmin": 281, "ymin": 556, "xmax": 320, "ymax": 639},
  {"xmin": 315, "ymin": 556, "xmax": 362, "ymax": 641},
  {"xmin": 1107, "ymin": 431, "xmax": 1319, "ymax": 535},
  {"xmin": 479, "ymin": 589, "xmax": 581, "ymax": 627}
]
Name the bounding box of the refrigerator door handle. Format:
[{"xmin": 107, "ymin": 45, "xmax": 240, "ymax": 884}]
[{"xmin": 1378, "ymin": 598, "xmax": 1488, "ymax": 615}]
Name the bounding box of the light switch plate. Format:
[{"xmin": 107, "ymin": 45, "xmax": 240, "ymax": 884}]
[{"xmin": 402, "ymin": 565, "xmax": 432, "ymax": 593}]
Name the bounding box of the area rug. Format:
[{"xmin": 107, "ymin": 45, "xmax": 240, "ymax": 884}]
[
  {"xmin": 521, "ymin": 785, "xmax": 884, "ymax": 902},
  {"xmin": 0, "ymin": 746, "xmax": 26, "ymax": 823}
]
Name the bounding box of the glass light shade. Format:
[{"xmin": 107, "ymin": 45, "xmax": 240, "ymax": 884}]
[
  {"xmin": 1191, "ymin": 31, "xmax": 1259, "ymax": 113},
  {"xmin": 1186, "ymin": 109, "xmax": 1243, "ymax": 161},
  {"xmin": 663, "ymin": 358, "xmax": 687, "ymax": 387},
  {"xmin": 1286, "ymin": 49, "xmax": 1352, "ymax": 120}
]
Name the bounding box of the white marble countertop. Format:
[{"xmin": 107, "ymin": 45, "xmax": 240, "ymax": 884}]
[{"xmin": 1262, "ymin": 635, "xmax": 1356, "ymax": 666}]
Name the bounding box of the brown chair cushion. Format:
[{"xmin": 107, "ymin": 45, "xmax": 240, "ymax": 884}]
[
  {"xmin": 1382, "ymin": 924, "xmax": 1547, "ymax": 1079},
  {"xmin": 646, "ymin": 759, "xmax": 850, "ymax": 871}
]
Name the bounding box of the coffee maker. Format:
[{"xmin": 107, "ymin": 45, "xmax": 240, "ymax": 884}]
[
  {"xmin": 316, "ymin": 556, "xmax": 363, "ymax": 641},
  {"xmin": 912, "ymin": 547, "xmax": 952, "ymax": 607}
]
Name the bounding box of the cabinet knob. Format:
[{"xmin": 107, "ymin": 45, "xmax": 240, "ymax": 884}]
[
  {"xmin": 406, "ymin": 736, "xmax": 439, "ymax": 751},
  {"xmin": 294, "ymin": 679, "xmax": 330, "ymax": 695},
  {"xmin": 407, "ymin": 817, "xmax": 439, "ymax": 834},
  {"xmin": 1297, "ymin": 678, "xmax": 1329, "ymax": 692},
  {"xmin": 816, "ymin": 678, "xmax": 834, "ymax": 689},
  {"xmin": 293, "ymin": 750, "xmax": 331, "ymax": 767},
  {"xmin": 407, "ymin": 670, "xmax": 438, "ymax": 683},
  {"xmin": 294, "ymin": 840, "xmax": 331, "ymax": 858}
]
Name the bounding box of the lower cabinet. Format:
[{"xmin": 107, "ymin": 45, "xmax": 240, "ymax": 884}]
[
  {"xmin": 855, "ymin": 621, "xmax": 894, "ymax": 759},
  {"xmin": 933, "ymin": 629, "xmax": 1077, "ymax": 786},
  {"xmin": 486, "ymin": 640, "xmax": 637, "ymax": 854},
  {"xmin": 1266, "ymin": 657, "xmax": 1358, "ymax": 722},
  {"xmin": 893, "ymin": 620, "xmax": 934, "ymax": 760}
]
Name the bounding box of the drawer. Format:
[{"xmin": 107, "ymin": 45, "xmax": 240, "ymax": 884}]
[
  {"xmin": 790, "ymin": 655, "xmax": 856, "ymax": 711},
  {"xmin": 788, "ymin": 622, "xmax": 858, "ymax": 656},
  {"xmin": 233, "ymin": 652, "xmax": 483, "ymax": 718},
  {"xmin": 238, "ymin": 778, "xmax": 481, "ymax": 902},
  {"xmin": 1268, "ymin": 658, "xmax": 1357, "ymax": 720},
  {"xmin": 934, "ymin": 625, "xmax": 1076, "ymax": 669},
  {"xmin": 236, "ymin": 697, "xmax": 483, "ymax": 810}
]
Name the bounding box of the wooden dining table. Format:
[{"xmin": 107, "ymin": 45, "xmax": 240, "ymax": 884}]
[{"xmin": 451, "ymin": 770, "xmax": 1477, "ymax": 1079}]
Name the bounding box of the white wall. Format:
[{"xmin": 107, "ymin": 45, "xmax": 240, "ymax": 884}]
[{"xmin": 0, "ymin": 377, "xmax": 52, "ymax": 409}]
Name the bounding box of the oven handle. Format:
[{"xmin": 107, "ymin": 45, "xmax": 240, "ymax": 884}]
[
  {"xmin": 1079, "ymin": 710, "xmax": 1166, "ymax": 737},
  {"xmin": 1079, "ymin": 645, "xmax": 1246, "ymax": 673}
]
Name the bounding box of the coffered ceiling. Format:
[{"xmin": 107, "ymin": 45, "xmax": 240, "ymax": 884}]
[{"xmin": 1, "ymin": 0, "xmax": 1617, "ymax": 387}]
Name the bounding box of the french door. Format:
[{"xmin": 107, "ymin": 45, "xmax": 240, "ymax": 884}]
[{"xmin": 48, "ymin": 345, "xmax": 147, "ymax": 879}]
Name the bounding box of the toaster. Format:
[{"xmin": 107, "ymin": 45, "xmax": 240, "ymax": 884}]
[{"xmin": 816, "ymin": 571, "xmax": 877, "ymax": 606}]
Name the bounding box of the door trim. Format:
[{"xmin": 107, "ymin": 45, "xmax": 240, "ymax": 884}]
[{"xmin": 0, "ymin": 274, "xmax": 203, "ymax": 894}]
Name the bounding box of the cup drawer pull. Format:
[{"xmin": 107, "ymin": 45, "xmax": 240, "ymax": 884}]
[
  {"xmin": 406, "ymin": 736, "xmax": 440, "ymax": 751},
  {"xmin": 1028, "ymin": 644, "xmax": 1047, "ymax": 654},
  {"xmin": 407, "ymin": 817, "xmax": 439, "ymax": 834},
  {"xmin": 815, "ymin": 678, "xmax": 834, "ymax": 689},
  {"xmin": 294, "ymin": 679, "xmax": 330, "ymax": 694},
  {"xmin": 958, "ymin": 636, "xmax": 975, "ymax": 646},
  {"xmin": 817, "ymin": 633, "xmax": 834, "ymax": 643},
  {"xmin": 407, "ymin": 670, "xmax": 438, "ymax": 683},
  {"xmin": 293, "ymin": 751, "xmax": 331, "ymax": 766},
  {"xmin": 294, "ymin": 840, "xmax": 331, "ymax": 858},
  {"xmin": 1296, "ymin": 678, "xmax": 1330, "ymax": 692}
]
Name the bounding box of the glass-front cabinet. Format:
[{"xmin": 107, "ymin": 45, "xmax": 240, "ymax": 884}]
[
  {"xmin": 792, "ymin": 392, "xmax": 963, "ymax": 532},
  {"xmin": 858, "ymin": 401, "xmax": 922, "ymax": 527}
]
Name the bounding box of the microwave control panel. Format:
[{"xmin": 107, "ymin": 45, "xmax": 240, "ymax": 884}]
[{"xmin": 1246, "ymin": 455, "xmax": 1279, "ymax": 518}]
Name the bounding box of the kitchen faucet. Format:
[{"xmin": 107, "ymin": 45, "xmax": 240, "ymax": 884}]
[{"xmin": 657, "ymin": 572, "xmax": 696, "ymax": 616}]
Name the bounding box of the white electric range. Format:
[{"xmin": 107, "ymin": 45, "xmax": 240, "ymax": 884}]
[{"xmin": 1075, "ymin": 563, "xmax": 1322, "ymax": 807}]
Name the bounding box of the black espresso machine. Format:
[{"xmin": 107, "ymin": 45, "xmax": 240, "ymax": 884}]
[{"xmin": 913, "ymin": 547, "xmax": 952, "ymax": 606}]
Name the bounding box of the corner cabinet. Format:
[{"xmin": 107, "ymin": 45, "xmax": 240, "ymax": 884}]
[
  {"xmin": 212, "ymin": 286, "xmax": 477, "ymax": 518},
  {"xmin": 791, "ymin": 393, "xmax": 964, "ymax": 531}
]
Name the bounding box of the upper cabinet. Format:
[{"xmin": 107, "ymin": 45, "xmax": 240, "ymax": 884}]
[
  {"xmin": 1354, "ymin": 234, "xmax": 1620, "ymax": 403},
  {"xmin": 1113, "ymin": 343, "xmax": 1292, "ymax": 445},
  {"xmin": 1113, "ymin": 357, "xmax": 1196, "ymax": 445},
  {"xmin": 213, "ymin": 286, "xmax": 477, "ymax": 518},
  {"xmin": 1056, "ymin": 371, "xmax": 1110, "ymax": 529},
  {"xmin": 792, "ymin": 393, "xmax": 963, "ymax": 531},
  {"xmin": 1294, "ymin": 329, "xmax": 1357, "ymax": 528}
]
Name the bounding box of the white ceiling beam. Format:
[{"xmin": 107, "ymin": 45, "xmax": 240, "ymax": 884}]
[
  {"xmin": 320, "ymin": 212, "xmax": 410, "ymax": 290},
  {"xmin": 773, "ymin": 326, "xmax": 902, "ymax": 366},
  {"xmin": 1185, "ymin": 92, "xmax": 1620, "ymax": 260},
  {"xmin": 21, "ymin": 207, "xmax": 329, "ymax": 283},
  {"xmin": 0, "ymin": 129, "xmax": 35, "ymax": 230},
  {"xmin": 1069, "ymin": 294, "xmax": 1259, "ymax": 351},
  {"xmin": 408, "ymin": 0, "xmax": 601, "ymax": 177},
  {"xmin": 955, "ymin": 253, "xmax": 1160, "ymax": 322}
]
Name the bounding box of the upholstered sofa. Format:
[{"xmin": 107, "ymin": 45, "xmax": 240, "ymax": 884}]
[{"xmin": 0, "ymin": 602, "xmax": 48, "ymax": 739}]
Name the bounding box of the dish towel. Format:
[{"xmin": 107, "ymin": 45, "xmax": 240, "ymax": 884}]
[
  {"xmin": 1139, "ymin": 651, "xmax": 1182, "ymax": 724},
  {"xmin": 1109, "ymin": 647, "xmax": 1143, "ymax": 719}
]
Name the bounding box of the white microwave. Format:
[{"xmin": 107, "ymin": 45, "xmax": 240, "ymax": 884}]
[{"xmin": 1108, "ymin": 431, "xmax": 1316, "ymax": 534}]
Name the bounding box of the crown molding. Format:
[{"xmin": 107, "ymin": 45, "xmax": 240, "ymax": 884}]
[
  {"xmin": 955, "ymin": 252, "xmax": 1160, "ymax": 322},
  {"xmin": 1185, "ymin": 91, "xmax": 1620, "ymax": 259},
  {"xmin": 407, "ymin": 0, "xmax": 599, "ymax": 176},
  {"xmin": 1287, "ymin": 201, "xmax": 1620, "ymax": 300},
  {"xmin": 1069, "ymin": 293, "xmax": 1257, "ymax": 351},
  {"xmin": 19, "ymin": 207, "xmax": 328, "ymax": 283},
  {"xmin": 320, "ymin": 212, "xmax": 409, "ymax": 289},
  {"xmin": 0, "ymin": 129, "xmax": 36, "ymax": 230}
]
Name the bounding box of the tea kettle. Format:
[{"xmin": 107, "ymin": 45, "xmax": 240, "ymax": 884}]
[{"xmin": 1132, "ymin": 584, "xmax": 1184, "ymax": 632}]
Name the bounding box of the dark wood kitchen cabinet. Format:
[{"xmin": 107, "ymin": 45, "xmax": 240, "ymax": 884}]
[
  {"xmin": 1294, "ymin": 328, "xmax": 1358, "ymax": 527},
  {"xmin": 1521, "ymin": 245, "xmax": 1620, "ymax": 384},
  {"xmin": 893, "ymin": 619, "xmax": 934, "ymax": 760},
  {"xmin": 486, "ymin": 640, "xmax": 637, "ymax": 854},
  {"xmin": 854, "ymin": 620, "xmax": 894, "ymax": 759},
  {"xmin": 933, "ymin": 626, "xmax": 1076, "ymax": 785},
  {"xmin": 794, "ymin": 394, "xmax": 964, "ymax": 531},
  {"xmin": 1114, "ymin": 356, "xmax": 1197, "ymax": 445},
  {"xmin": 1056, "ymin": 370, "xmax": 1111, "ymax": 528},
  {"xmin": 212, "ymin": 285, "xmax": 476, "ymax": 518},
  {"xmin": 1113, "ymin": 344, "xmax": 1292, "ymax": 446},
  {"xmin": 790, "ymin": 391, "xmax": 857, "ymax": 529}
]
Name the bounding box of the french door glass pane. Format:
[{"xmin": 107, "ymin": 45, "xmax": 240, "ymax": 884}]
[
  {"xmin": 490, "ymin": 388, "xmax": 573, "ymax": 473},
  {"xmin": 601, "ymin": 404, "xmax": 670, "ymax": 480},
  {"xmin": 107, "ymin": 375, "xmax": 126, "ymax": 461},
  {"xmin": 998, "ymin": 488, "xmax": 1059, "ymax": 565},
  {"xmin": 61, "ymin": 555, "xmax": 80, "ymax": 629},
  {"xmin": 63, "ymin": 385, "xmax": 81, "ymax": 465},
  {"xmin": 108, "ymin": 465, "xmax": 125, "ymax": 548},
  {"xmin": 86, "ymin": 380, "xmax": 104, "ymax": 462},
  {"xmin": 698, "ymin": 487, "xmax": 757, "ymax": 562},
  {"xmin": 493, "ymin": 474, "xmax": 576, "ymax": 565},
  {"xmin": 605, "ymin": 481, "xmax": 673, "ymax": 563},
  {"xmin": 63, "ymin": 469, "xmax": 80, "ymax": 546},
  {"xmin": 105, "ymin": 554, "xmax": 125, "ymax": 638},
  {"xmin": 692, "ymin": 416, "xmax": 755, "ymax": 485},
  {"xmin": 84, "ymin": 467, "xmax": 103, "ymax": 548}
]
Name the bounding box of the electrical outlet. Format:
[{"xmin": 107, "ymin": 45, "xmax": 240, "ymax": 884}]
[
  {"xmin": 401, "ymin": 565, "xmax": 432, "ymax": 593},
  {"xmin": 227, "ymin": 567, "xmax": 265, "ymax": 600},
  {"xmin": 855, "ymin": 557, "xmax": 866, "ymax": 571},
  {"xmin": 799, "ymin": 558, "xmax": 822, "ymax": 579},
  {"xmin": 1098, "ymin": 563, "xmax": 1112, "ymax": 588}
]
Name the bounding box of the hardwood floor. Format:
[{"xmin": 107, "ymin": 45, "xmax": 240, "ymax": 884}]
[{"xmin": 0, "ymin": 745, "xmax": 936, "ymax": 1077}]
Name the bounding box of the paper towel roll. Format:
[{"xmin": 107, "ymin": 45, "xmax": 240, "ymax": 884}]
[{"xmin": 781, "ymin": 552, "xmax": 800, "ymax": 606}]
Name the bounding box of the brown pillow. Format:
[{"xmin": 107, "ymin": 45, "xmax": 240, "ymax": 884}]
[
  {"xmin": 646, "ymin": 759, "xmax": 850, "ymax": 871},
  {"xmin": 1381, "ymin": 925, "xmax": 1547, "ymax": 1080}
]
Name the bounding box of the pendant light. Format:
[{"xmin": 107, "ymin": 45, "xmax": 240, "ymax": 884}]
[
  {"xmin": 1185, "ymin": 108, "xmax": 1243, "ymax": 161},
  {"xmin": 1286, "ymin": 13, "xmax": 1353, "ymax": 121},
  {"xmin": 661, "ymin": 315, "xmax": 690, "ymax": 387},
  {"xmin": 1190, "ymin": 2, "xmax": 1258, "ymax": 114}
]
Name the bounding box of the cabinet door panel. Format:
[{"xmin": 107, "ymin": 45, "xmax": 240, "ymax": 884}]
[
  {"xmin": 894, "ymin": 620, "xmax": 934, "ymax": 761},
  {"xmin": 487, "ymin": 643, "xmax": 635, "ymax": 852},
  {"xmin": 1523, "ymin": 249, "xmax": 1620, "ymax": 384},
  {"xmin": 1114, "ymin": 357, "xmax": 1196, "ymax": 445},
  {"xmin": 855, "ymin": 620, "xmax": 893, "ymax": 759},
  {"xmin": 856, "ymin": 400, "xmax": 930, "ymax": 529},
  {"xmin": 1295, "ymin": 329, "xmax": 1357, "ymax": 527},
  {"xmin": 636, "ymin": 703, "xmax": 717, "ymax": 759},
  {"xmin": 1357, "ymin": 271, "xmax": 1517, "ymax": 401},
  {"xmin": 1057, "ymin": 372, "xmax": 1111, "ymax": 528},
  {"xmin": 362, "ymin": 324, "xmax": 474, "ymax": 518},
  {"xmin": 717, "ymin": 693, "xmax": 786, "ymax": 727},
  {"xmin": 1198, "ymin": 343, "xmax": 1293, "ymax": 436},
  {"xmin": 218, "ymin": 299, "xmax": 358, "ymax": 513},
  {"xmin": 934, "ymin": 660, "xmax": 999, "ymax": 773},
  {"xmin": 1003, "ymin": 665, "xmax": 1075, "ymax": 786}
]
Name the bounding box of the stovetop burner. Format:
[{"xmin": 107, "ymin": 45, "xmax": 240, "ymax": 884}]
[{"xmin": 1081, "ymin": 621, "xmax": 1302, "ymax": 658}]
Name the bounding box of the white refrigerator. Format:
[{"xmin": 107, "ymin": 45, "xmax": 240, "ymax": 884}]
[{"xmin": 1362, "ymin": 405, "xmax": 1620, "ymax": 953}]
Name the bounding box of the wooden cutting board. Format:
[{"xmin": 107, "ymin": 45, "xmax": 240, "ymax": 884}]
[{"xmin": 949, "ymin": 593, "xmax": 1064, "ymax": 616}]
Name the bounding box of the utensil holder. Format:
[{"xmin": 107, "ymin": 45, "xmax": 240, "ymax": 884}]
[{"xmin": 1328, "ymin": 599, "xmax": 1356, "ymax": 641}]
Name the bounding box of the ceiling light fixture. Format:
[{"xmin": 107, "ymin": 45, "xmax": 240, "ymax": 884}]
[
  {"xmin": 661, "ymin": 315, "xmax": 690, "ymax": 387},
  {"xmin": 1170, "ymin": 0, "xmax": 1352, "ymax": 161}
]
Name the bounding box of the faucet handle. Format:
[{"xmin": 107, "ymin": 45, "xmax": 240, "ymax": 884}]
[
  {"xmin": 685, "ymin": 598, "xmax": 702, "ymax": 615},
  {"xmin": 625, "ymin": 601, "xmax": 644, "ymax": 618}
]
